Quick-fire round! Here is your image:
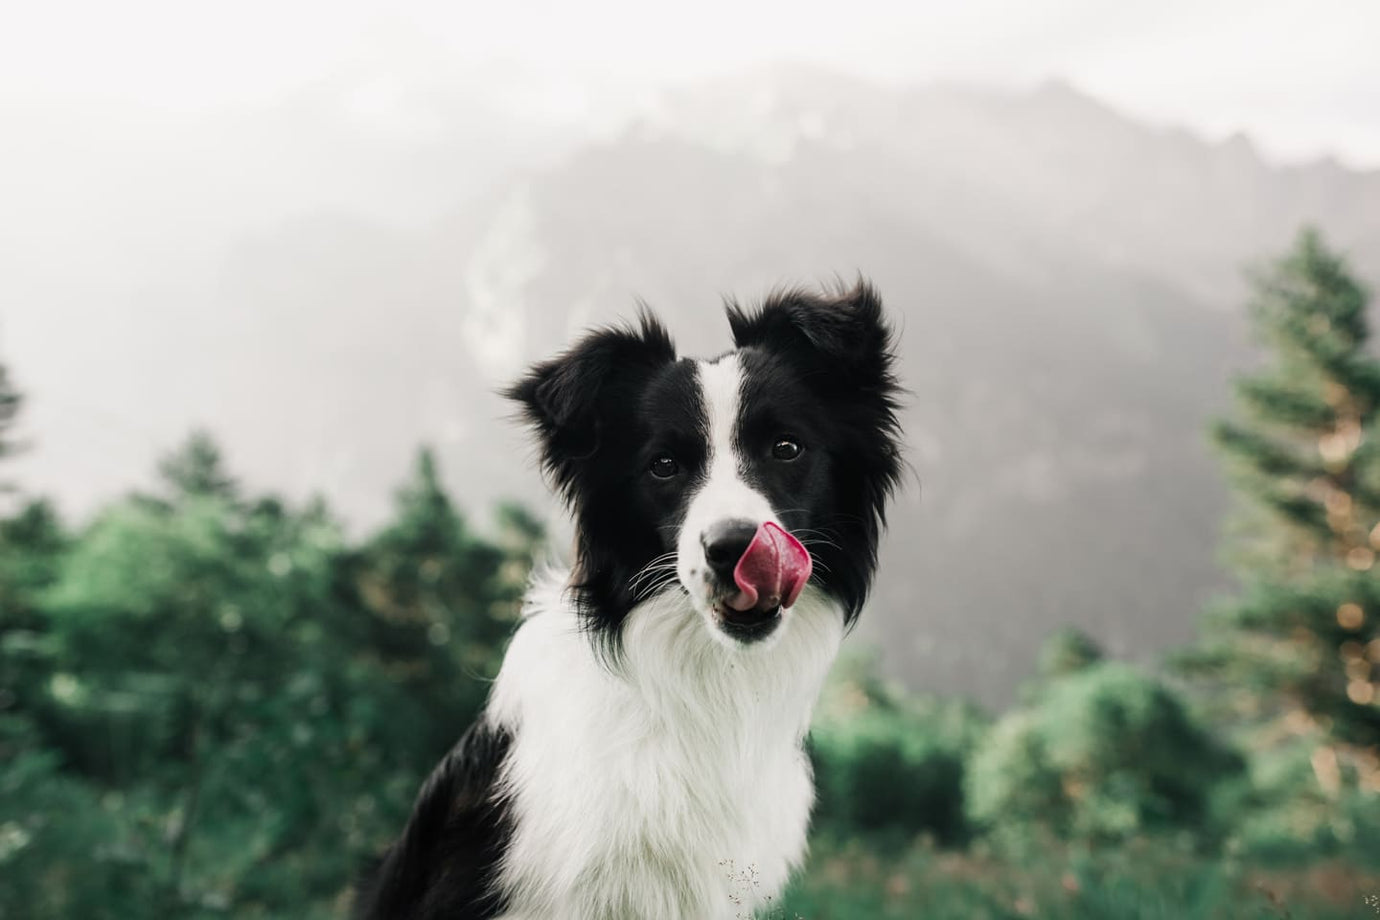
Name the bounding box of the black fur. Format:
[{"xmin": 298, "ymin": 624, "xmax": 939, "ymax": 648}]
[
  {"xmin": 505, "ymin": 311, "xmax": 699, "ymax": 654},
  {"xmin": 353, "ymin": 720, "xmax": 513, "ymax": 919}
]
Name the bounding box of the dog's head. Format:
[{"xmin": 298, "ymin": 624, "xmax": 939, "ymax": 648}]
[{"xmin": 507, "ymin": 280, "xmax": 902, "ymax": 649}]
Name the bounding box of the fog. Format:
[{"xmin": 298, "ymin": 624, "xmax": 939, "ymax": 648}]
[{"xmin": 4, "ymin": 0, "xmax": 1379, "ymax": 702}]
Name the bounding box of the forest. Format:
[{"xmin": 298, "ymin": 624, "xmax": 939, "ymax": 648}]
[{"xmin": 2, "ymin": 230, "xmax": 1379, "ymax": 918}]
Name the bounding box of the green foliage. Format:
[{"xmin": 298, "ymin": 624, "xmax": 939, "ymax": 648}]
[
  {"xmin": 810, "ymin": 650, "xmax": 989, "ymax": 844},
  {"xmin": 1222, "ymin": 738, "xmax": 1380, "ymax": 865},
  {"xmin": 1037, "ymin": 627, "xmax": 1105, "ymax": 682},
  {"xmin": 0, "ymin": 717, "xmax": 168, "ymax": 920},
  {"xmin": 968, "ymin": 655, "xmax": 1241, "ymax": 847},
  {"xmin": 342, "ymin": 448, "xmax": 529, "ymax": 754},
  {"xmin": 1178, "ymin": 570, "xmax": 1380, "ymax": 746},
  {"xmin": 0, "ymin": 435, "xmax": 539, "ymax": 918},
  {"xmin": 1020, "ymin": 626, "xmax": 1106, "ymax": 706},
  {"xmin": 0, "ymin": 499, "xmax": 67, "ymax": 623},
  {"xmin": 780, "ymin": 834, "xmax": 1379, "ymax": 920}
]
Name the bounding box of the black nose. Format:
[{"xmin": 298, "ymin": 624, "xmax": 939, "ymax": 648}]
[{"xmin": 701, "ymin": 519, "xmax": 758, "ymax": 582}]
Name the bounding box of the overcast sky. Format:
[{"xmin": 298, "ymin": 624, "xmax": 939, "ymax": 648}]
[{"xmin": 3, "ymin": 0, "xmax": 1379, "ymax": 167}]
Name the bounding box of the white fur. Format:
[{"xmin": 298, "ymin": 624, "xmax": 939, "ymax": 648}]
[
  {"xmin": 489, "ymin": 573, "xmax": 843, "ymax": 920},
  {"xmin": 677, "ymin": 355, "xmax": 780, "ymax": 640}
]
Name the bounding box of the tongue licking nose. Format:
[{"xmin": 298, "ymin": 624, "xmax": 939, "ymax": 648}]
[{"xmin": 724, "ymin": 522, "xmax": 813, "ymax": 613}]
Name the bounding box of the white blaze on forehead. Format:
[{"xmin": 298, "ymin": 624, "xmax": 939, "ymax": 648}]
[
  {"xmin": 682, "ymin": 355, "xmax": 776, "ymax": 550},
  {"xmin": 698, "ymin": 354, "xmax": 742, "ymax": 478}
]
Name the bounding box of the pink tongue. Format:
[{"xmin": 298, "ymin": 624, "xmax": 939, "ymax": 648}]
[{"xmin": 725, "ymin": 522, "xmax": 813, "ymax": 613}]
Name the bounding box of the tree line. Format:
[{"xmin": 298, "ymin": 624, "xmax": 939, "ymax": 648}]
[{"xmin": 1, "ymin": 229, "xmax": 1377, "ymax": 917}]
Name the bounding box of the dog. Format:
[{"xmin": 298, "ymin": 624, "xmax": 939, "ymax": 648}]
[{"xmin": 355, "ymin": 280, "xmax": 902, "ymax": 919}]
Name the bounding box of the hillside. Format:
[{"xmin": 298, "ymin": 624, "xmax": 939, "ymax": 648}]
[{"xmin": 9, "ymin": 67, "xmax": 1380, "ymax": 703}]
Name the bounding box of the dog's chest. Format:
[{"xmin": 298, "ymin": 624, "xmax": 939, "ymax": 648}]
[
  {"xmin": 488, "ymin": 597, "xmax": 839, "ymax": 920},
  {"xmin": 502, "ymin": 714, "xmax": 813, "ymax": 919}
]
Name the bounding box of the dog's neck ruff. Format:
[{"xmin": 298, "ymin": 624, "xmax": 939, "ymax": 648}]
[{"xmin": 487, "ymin": 568, "xmax": 844, "ymax": 920}]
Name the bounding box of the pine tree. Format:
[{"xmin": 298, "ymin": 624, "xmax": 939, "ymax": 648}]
[
  {"xmin": 157, "ymin": 429, "xmax": 237, "ymax": 502},
  {"xmin": 348, "ymin": 447, "xmax": 538, "ymax": 752},
  {"xmin": 1182, "ymin": 228, "xmax": 1380, "ymax": 814},
  {"xmin": 1036, "ymin": 626, "xmax": 1104, "ymax": 682},
  {"xmin": 0, "ymin": 363, "xmax": 23, "ymax": 496},
  {"xmin": 0, "ymin": 364, "xmax": 19, "ymax": 454}
]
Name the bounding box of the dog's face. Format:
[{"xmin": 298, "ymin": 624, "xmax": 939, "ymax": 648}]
[{"xmin": 508, "ymin": 281, "xmax": 902, "ymax": 649}]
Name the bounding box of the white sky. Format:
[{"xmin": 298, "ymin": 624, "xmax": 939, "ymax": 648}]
[{"xmin": 2, "ymin": 0, "xmax": 1379, "ymax": 167}]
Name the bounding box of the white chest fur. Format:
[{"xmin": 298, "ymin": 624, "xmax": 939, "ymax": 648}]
[{"xmin": 488, "ymin": 573, "xmax": 844, "ymax": 920}]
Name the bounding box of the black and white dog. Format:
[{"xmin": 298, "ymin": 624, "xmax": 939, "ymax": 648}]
[{"xmin": 357, "ymin": 281, "xmax": 902, "ymax": 919}]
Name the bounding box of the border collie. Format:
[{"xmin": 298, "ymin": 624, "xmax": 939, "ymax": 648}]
[{"xmin": 356, "ymin": 281, "xmax": 902, "ymax": 920}]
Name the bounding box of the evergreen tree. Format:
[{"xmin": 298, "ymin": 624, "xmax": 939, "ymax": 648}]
[
  {"xmin": 1012, "ymin": 626, "xmax": 1106, "ymax": 707},
  {"xmin": 156, "ymin": 429, "xmax": 237, "ymax": 502},
  {"xmin": 0, "ymin": 363, "xmax": 23, "ymax": 496},
  {"xmin": 0, "ymin": 365, "xmax": 56, "ymax": 619},
  {"xmin": 0, "ymin": 363, "xmax": 19, "ymax": 457},
  {"xmin": 1036, "ymin": 627, "xmax": 1104, "ymax": 681},
  {"xmin": 347, "ymin": 448, "xmax": 534, "ymax": 753},
  {"xmin": 1181, "ymin": 228, "xmax": 1380, "ymax": 828}
]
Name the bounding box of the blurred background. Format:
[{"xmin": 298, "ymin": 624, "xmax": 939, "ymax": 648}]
[{"xmin": 3, "ymin": 1, "xmax": 1380, "ymax": 917}]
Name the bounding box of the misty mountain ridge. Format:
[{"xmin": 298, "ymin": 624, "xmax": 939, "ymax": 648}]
[
  {"xmin": 635, "ymin": 65, "xmax": 1380, "ymax": 300},
  {"xmin": 7, "ymin": 67, "xmax": 1379, "ymax": 704}
]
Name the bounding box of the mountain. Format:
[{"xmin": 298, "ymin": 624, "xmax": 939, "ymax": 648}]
[
  {"xmin": 443, "ymin": 67, "xmax": 1380, "ymax": 704},
  {"xmin": 8, "ymin": 66, "xmax": 1380, "ymax": 704}
]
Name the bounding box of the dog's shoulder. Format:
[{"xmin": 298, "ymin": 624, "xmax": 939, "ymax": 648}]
[{"xmin": 353, "ymin": 718, "xmax": 513, "ymax": 920}]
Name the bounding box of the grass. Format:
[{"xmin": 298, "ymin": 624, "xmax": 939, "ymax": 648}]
[{"xmin": 771, "ymin": 834, "xmax": 1380, "ymax": 920}]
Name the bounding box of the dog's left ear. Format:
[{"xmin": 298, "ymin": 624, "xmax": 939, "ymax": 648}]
[
  {"xmin": 729, "ymin": 279, "xmax": 905, "ymax": 621},
  {"xmin": 726, "ymin": 279, "xmax": 897, "ymax": 395},
  {"xmin": 730, "ymin": 277, "xmax": 904, "ymax": 505},
  {"xmin": 506, "ymin": 311, "xmax": 676, "ymax": 495}
]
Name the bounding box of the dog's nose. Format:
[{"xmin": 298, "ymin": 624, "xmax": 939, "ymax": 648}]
[{"xmin": 701, "ymin": 519, "xmax": 759, "ymax": 582}]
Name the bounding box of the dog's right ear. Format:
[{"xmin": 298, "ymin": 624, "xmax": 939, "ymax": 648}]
[
  {"xmin": 726, "ymin": 279, "xmax": 895, "ymax": 390},
  {"xmin": 506, "ymin": 311, "xmax": 676, "ymax": 495}
]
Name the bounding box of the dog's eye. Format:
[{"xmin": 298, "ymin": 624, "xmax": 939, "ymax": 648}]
[
  {"xmin": 649, "ymin": 456, "xmax": 680, "ymax": 479},
  {"xmin": 772, "ymin": 439, "xmax": 802, "ymax": 461}
]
